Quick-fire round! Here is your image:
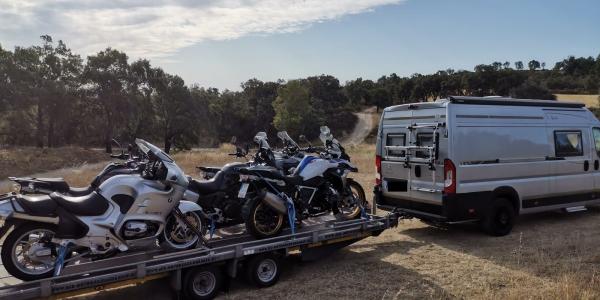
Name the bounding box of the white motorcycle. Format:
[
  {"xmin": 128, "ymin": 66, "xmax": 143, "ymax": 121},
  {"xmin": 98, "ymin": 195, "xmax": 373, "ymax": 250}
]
[
  {"xmin": 0, "ymin": 139, "xmax": 206, "ymax": 281},
  {"xmin": 238, "ymin": 127, "xmax": 366, "ymax": 239}
]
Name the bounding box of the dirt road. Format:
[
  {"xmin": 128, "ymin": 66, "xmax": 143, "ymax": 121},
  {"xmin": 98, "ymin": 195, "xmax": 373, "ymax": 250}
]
[{"xmin": 344, "ymin": 107, "xmax": 377, "ymax": 146}]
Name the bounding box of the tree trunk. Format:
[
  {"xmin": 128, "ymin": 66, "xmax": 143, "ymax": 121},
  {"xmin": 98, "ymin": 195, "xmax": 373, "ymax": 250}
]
[
  {"xmin": 36, "ymin": 99, "xmax": 44, "ymax": 148},
  {"xmin": 47, "ymin": 116, "xmax": 54, "ymax": 148},
  {"xmin": 104, "ymin": 115, "xmax": 113, "ymax": 153},
  {"xmin": 164, "ymin": 136, "xmax": 172, "ymax": 154}
]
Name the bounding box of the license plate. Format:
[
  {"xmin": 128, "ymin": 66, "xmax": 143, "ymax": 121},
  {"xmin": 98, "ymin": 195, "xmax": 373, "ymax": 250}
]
[{"xmin": 238, "ymin": 183, "xmax": 249, "ymax": 198}]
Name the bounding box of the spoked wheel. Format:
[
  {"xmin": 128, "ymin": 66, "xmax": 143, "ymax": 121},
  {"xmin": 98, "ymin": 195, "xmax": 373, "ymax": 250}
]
[
  {"xmin": 160, "ymin": 211, "xmax": 206, "ymax": 251},
  {"xmin": 1, "ymin": 223, "xmax": 59, "ymax": 281},
  {"xmin": 243, "ymin": 197, "xmax": 284, "ymax": 239},
  {"xmin": 245, "ymin": 253, "xmax": 281, "ymax": 288},
  {"xmin": 183, "ymin": 265, "xmax": 223, "ymax": 300},
  {"xmin": 339, "ymin": 180, "xmax": 367, "ymax": 219}
]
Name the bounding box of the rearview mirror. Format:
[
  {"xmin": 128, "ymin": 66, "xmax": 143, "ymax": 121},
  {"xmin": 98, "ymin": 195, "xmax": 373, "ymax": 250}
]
[
  {"xmin": 254, "ymin": 132, "xmax": 267, "ymax": 143},
  {"xmin": 111, "ymin": 138, "xmax": 124, "ymax": 155},
  {"xmin": 230, "ymin": 136, "xmax": 237, "ymax": 145}
]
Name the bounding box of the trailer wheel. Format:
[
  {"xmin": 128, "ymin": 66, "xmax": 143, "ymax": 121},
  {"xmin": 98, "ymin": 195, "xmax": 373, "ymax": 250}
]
[
  {"xmin": 245, "ymin": 254, "xmax": 281, "ymax": 288},
  {"xmin": 481, "ymin": 198, "xmax": 515, "ymax": 236},
  {"xmin": 183, "ymin": 265, "xmax": 223, "ymax": 300}
]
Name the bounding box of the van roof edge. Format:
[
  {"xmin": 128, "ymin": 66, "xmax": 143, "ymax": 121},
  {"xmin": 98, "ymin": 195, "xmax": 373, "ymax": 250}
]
[{"xmin": 448, "ymin": 96, "xmax": 585, "ymax": 108}]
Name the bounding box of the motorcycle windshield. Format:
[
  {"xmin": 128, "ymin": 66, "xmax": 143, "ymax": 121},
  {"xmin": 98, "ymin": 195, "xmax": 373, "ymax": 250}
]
[
  {"xmin": 277, "ymin": 131, "xmax": 299, "ymax": 148},
  {"xmin": 135, "ymin": 139, "xmax": 174, "ymax": 163},
  {"xmin": 135, "ymin": 139, "xmax": 188, "ymax": 187}
]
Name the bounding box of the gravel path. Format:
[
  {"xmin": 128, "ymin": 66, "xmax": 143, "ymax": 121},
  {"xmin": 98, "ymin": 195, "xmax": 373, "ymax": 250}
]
[{"xmin": 344, "ymin": 106, "xmax": 377, "ymax": 146}]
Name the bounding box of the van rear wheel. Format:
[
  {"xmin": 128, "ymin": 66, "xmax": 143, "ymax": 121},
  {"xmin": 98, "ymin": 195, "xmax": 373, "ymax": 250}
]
[{"xmin": 481, "ymin": 198, "xmax": 515, "ymax": 236}]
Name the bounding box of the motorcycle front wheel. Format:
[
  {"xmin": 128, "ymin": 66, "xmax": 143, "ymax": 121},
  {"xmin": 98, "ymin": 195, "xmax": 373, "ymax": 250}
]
[
  {"xmin": 1, "ymin": 222, "xmax": 59, "ymax": 281},
  {"xmin": 160, "ymin": 211, "xmax": 206, "ymax": 251},
  {"xmin": 242, "ymin": 197, "xmax": 285, "ymax": 239}
]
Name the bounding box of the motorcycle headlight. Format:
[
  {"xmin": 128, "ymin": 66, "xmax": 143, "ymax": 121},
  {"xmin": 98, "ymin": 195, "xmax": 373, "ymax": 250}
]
[{"xmin": 12, "ymin": 183, "xmax": 21, "ymax": 193}]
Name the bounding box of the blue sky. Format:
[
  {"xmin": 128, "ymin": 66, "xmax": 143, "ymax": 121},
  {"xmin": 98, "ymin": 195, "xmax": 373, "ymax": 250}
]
[{"xmin": 1, "ymin": 0, "xmax": 599, "ymax": 90}]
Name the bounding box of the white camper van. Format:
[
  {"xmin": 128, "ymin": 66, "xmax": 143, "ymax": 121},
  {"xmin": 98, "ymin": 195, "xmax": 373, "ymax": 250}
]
[{"xmin": 374, "ymin": 96, "xmax": 600, "ymax": 236}]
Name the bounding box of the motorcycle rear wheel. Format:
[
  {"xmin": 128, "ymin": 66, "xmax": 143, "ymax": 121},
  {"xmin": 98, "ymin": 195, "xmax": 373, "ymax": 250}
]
[
  {"xmin": 1, "ymin": 222, "xmax": 59, "ymax": 281},
  {"xmin": 339, "ymin": 179, "xmax": 367, "ymax": 219},
  {"xmin": 243, "ymin": 197, "xmax": 284, "ymax": 239}
]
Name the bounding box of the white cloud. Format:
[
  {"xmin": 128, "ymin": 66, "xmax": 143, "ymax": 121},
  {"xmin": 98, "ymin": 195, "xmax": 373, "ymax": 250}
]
[{"xmin": 0, "ymin": 0, "xmax": 403, "ymax": 59}]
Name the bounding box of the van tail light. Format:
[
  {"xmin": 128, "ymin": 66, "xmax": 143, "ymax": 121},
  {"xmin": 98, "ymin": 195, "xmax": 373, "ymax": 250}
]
[
  {"xmin": 375, "ymin": 155, "xmax": 382, "ymax": 185},
  {"xmin": 443, "ymin": 159, "xmax": 456, "ymax": 195}
]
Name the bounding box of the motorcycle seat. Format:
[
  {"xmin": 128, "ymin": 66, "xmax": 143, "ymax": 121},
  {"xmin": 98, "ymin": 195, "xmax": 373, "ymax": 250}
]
[
  {"xmin": 197, "ymin": 166, "xmax": 221, "ymax": 173},
  {"xmin": 49, "ymin": 191, "xmax": 109, "ymax": 216},
  {"xmin": 66, "ymin": 186, "xmax": 94, "ymax": 196},
  {"xmin": 13, "ymin": 177, "xmax": 93, "ymax": 196},
  {"xmin": 189, "ymin": 171, "xmax": 226, "ymax": 195},
  {"xmin": 15, "ymin": 194, "xmax": 58, "ymax": 217},
  {"xmin": 29, "ymin": 177, "xmax": 70, "ymax": 192}
]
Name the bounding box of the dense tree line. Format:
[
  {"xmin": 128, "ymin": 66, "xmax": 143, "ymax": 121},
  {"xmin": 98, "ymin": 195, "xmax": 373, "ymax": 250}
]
[{"xmin": 1, "ymin": 36, "xmax": 599, "ymax": 151}]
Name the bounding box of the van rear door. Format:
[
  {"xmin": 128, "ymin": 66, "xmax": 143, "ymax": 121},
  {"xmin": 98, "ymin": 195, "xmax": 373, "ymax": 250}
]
[
  {"xmin": 380, "ymin": 105, "xmax": 445, "ymax": 208},
  {"xmin": 380, "ymin": 109, "xmax": 413, "ymax": 200}
]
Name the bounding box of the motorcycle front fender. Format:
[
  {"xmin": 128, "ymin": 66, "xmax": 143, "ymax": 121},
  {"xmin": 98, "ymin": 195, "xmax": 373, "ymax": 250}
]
[{"xmin": 177, "ymin": 200, "xmax": 204, "ymax": 215}]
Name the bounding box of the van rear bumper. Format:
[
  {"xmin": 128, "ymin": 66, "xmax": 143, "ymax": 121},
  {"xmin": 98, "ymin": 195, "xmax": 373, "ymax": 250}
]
[{"xmin": 374, "ymin": 186, "xmax": 491, "ymax": 222}]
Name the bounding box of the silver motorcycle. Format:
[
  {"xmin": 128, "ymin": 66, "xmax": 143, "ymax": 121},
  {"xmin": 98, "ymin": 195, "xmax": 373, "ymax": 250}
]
[{"xmin": 0, "ymin": 139, "xmax": 206, "ymax": 281}]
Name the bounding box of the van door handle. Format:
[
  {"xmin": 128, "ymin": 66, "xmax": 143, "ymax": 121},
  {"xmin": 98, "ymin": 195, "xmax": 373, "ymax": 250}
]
[
  {"xmin": 595, "ymin": 160, "xmax": 599, "ymax": 170},
  {"xmin": 584, "ymin": 160, "xmax": 590, "ymax": 171}
]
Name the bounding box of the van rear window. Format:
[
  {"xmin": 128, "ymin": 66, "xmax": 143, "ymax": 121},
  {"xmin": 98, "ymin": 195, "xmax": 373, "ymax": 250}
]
[
  {"xmin": 554, "ymin": 131, "xmax": 583, "ymax": 157},
  {"xmin": 416, "ymin": 133, "xmax": 434, "ymax": 158},
  {"xmin": 386, "ymin": 134, "xmax": 405, "ymax": 157}
]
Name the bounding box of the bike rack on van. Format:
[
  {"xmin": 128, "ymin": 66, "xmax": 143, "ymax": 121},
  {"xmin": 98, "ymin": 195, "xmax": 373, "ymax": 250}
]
[{"xmin": 384, "ymin": 122, "xmax": 444, "ymax": 171}]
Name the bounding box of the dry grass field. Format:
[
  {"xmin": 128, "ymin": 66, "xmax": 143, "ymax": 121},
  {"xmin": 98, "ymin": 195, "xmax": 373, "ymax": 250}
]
[
  {"xmin": 0, "ymin": 147, "xmax": 107, "ymax": 180},
  {"xmin": 4, "ymin": 144, "xmax": 600, "ymax": 299},
  {"xmin": 555, "ymin": 94, "xmax": 600, "ymax": 107}
]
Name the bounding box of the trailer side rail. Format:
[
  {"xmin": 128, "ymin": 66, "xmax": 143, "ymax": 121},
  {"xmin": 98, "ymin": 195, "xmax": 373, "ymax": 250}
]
[{"xmin": 0, "ymin": 214, "xmax": 398, "ymax": 300}]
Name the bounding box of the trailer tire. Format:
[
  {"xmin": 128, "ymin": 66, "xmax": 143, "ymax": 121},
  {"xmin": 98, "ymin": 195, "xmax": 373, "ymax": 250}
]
[
  {"xmin": 183, "ymin": 265, "xmax": 223, "ymax": 300},
  {"xmin": 481, "ymin": 198, "xmax": 515, "ymax": 236},
  {"xmin": 245, "ymin": 253, "xmax": 281, "ymax": 288}
]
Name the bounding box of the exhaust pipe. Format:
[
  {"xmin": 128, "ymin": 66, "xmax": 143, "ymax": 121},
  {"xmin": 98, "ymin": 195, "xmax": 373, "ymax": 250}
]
[{"xmin": 261, "ymin": 192, "xmax": 287, "ymax": 215}]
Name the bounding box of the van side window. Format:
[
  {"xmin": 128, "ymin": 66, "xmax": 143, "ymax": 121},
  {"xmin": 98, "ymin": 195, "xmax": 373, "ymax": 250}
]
[
  {"xmin": 554, "ymin": 131, "xmax": 583, "ymax": 157},
  {"xmin": 416, "ymin": 133, "xmax": 434, "ymax": 158},
  {"xmin": 386, "ymin": 134, "xmax": 405, "ymax": 157},
  {"xmin": 593, "ymin": 128, "xmax": 600, "ymax": 156}
]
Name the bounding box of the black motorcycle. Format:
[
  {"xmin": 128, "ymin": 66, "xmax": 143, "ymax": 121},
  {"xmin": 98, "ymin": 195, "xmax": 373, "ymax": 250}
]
[
  {"xmin": 185, "ymin": 132, "xmax": 278, "ymax": 231},
  {"xmin": 9, "ymin": 141, "xmax": 146, "ymax": 196}
]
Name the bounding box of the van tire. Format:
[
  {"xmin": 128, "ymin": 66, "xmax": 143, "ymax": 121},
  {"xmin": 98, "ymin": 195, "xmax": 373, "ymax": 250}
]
[{"xmin": 481, "ymin": 198, "xmax": 515, "ymax": 236}]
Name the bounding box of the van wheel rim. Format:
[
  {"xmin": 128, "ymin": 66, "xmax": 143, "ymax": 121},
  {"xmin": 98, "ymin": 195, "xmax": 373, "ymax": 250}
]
[
  {"xmin": 257, "ymin": 259, "xmax": 277, "ymax": 283},
  {"xmin": 11, "ymin": 229, "xmax": 57, "ymax": 275},
  {"xmin": 497, "ymin": 210, "xmax": 509, "ymax": 226},
  {"xmin": 192, "ymin": 271, "xmax": 216, "ymax": 296}
]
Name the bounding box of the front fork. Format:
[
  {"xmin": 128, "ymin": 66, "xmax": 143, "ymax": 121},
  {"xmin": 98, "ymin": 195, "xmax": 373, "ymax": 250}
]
[{"xmin": 173, "ymin": 208, "xmax": 210, "ymax": 249}]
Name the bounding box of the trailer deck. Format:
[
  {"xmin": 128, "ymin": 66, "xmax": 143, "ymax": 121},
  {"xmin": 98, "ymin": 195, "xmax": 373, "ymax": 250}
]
[{"xmin": 0, "ymin": 213, "xmax": 399, "ymax": 299}]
